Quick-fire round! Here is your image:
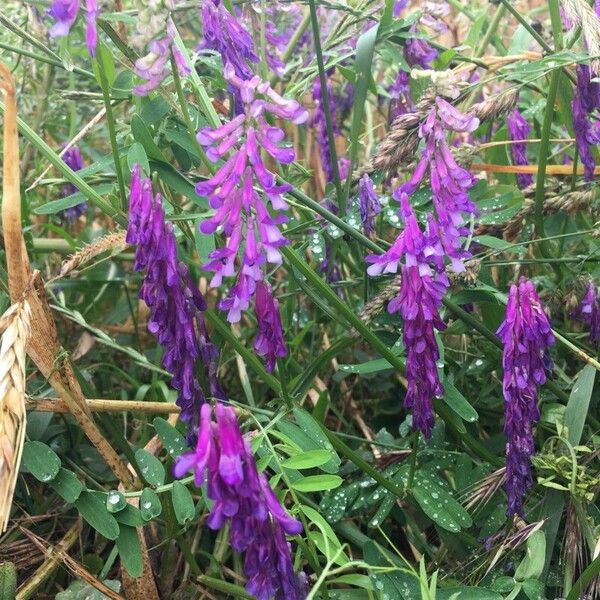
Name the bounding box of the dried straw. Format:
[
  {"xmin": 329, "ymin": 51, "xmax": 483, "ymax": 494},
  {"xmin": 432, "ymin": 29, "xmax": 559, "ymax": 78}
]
[
  {"xmin": 562, "ymin": 0, "xmax": 600, "ymax": 73},
  {"xmin": 0, "ymin": 300, "xmax": 31, "ymax": 532},
  {"xmin": 58, "ymin": 231, "xmax": 127, "ymax": 278}
]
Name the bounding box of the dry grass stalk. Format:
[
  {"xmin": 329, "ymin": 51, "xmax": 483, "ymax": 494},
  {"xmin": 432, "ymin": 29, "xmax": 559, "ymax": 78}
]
[
  {"xmin": 370, "ymin": 89, "xmax": 517, "ymax": 173},
  {"xmin": 57, "ymin": 231, "xmax": 127, "ymax": 278},
  {"xmin": 462, "ymin": 467, "xmax": 506, "ymax": 511},
  {"xmin": 0, "ymin": 300, "xmax": 31, "ymax": 533},
  {"xmin": 503, "ymin": 189, "xmax": 595, "ymax": 242},
  {"xmin": 562, "ymin": 0, "xmax": 600, "ymax": 73},
  {"xmin": 0, "ymin": 62, "xmax": 133, "ymax": 487}
]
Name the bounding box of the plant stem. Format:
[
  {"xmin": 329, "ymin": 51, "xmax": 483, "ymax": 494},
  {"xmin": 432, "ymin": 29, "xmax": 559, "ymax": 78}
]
[
  {"xmin": 95, "ymin": 54, "xmax": 127, "ymax": 210},
  {"xmin": 494, "ymin": 0, "xmax": 552, "ymax": 52},
  {"xmin": 307, "ymin": 0, "xmax": 344, "ymax": 212}
]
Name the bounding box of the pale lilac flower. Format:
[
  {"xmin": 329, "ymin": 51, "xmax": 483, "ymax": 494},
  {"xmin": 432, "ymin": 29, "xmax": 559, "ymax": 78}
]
[
  {"xmin": 59, "ymin": 146, "xmax": 87, "ymax": 223},
  {"xmin": 196, "ymin": 64, "xmax": 307, "ymax": 328},
  {"xmin": 507, "ymin": 109, "xmax": 534, "ymax": 187},
  {"xmin": 127, "ymin": 165, "xmax": 224, "ymax": 439},
  {"xmin": 573, "ymin": 282, "xmax": 600, "ymax": 344},
  {"xmin": 174, "ymin": 403, "xmax": 304, "ymax": 600},
  {"xmin": 132, "ymin": 2, "xmax": 189, "ymax": 95},
  {"xmin": 497, "ymin": 278, "xmax": 555, "ymax": 516},
  {"xmin": 48, "ymin": 0, "xmax": 80, "ymax": 38},
  {"xmin": 358, "ymin": 174, "xmax": 381, "ymax": 236}
]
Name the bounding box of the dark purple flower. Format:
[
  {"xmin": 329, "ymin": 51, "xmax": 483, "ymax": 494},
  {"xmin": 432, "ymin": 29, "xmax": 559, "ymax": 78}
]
[
  {"xmin": 263, "ymin": 4, "xmax": 303, "ymax": 77},
  {"xmin": 573, "ymin": 282, "xmax": 600, "ymax": 344},
  {"xmin": 48, "ymin": 0, "xmax": 80, "ymax": 38},
  {"xmin": 174, "ymin": 403, "xmax": 304, "ymax": 600},
  {"xmin": 389, "ymin": 70, "xmax": 412, "ymax": 120},
  {"xmin": 127, "ymin": 165, "xmax": 224, "ymax": 438},
  {"xmin": 572, "ymin": 65, "xmax": 600, "ymax": 181},
  {"xmin": 358, "ymin": 174, "xmax": 381, "ymax": 237},
  {"xmin": 312, "ymin": 70, "xmax": 340, "ymax": 183},
  {"xmin": 254, "ymin": 282, "xmax": 287, "ymax": 373},
  {"xmin": 497, "ymin": 278, "xmax": 555, "ymax": 516},
  {"xmin": 59, "ymin": 146, "xmax": 87, "ymax": 223},
  {"xmin": 405, "ymin": 27, "xmax": 438, "ymax": 69},
  {"xmin": 85, "ymin": 0, "xmax": 98, "ymax": 56},
  {"xmin": 200, "ymin": 0, "xmax": 258, "ymax": 80},
  {"xmin": 507, "ymin": 109, "xmax": 534, "ymax": 188},
  {"xmin": 196, "ymin": 64, "xmax": 307, "ymax": 325}
]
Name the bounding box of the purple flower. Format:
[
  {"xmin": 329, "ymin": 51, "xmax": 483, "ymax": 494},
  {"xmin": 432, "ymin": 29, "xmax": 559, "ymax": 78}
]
[
  {"xmin": 263, "ymin": 4, "xmax": 303, "ymax": 77},
  {"xmin": 389, "ymin": 70, "xmax": 412, "ymax": 120},
  {"xmin": 572, "ymin": 65, "xmax": 600, "ymax": 181},
  {"xmin": 127, "ymin": 165, "xmax": 224, "ymax": 438},
  {"xmin": 405, "ymin": 27, "xmax": 438, "ymax": 69},
  {"xmin": 199, "ymin": 0, "xmax": 258, "ymax": 80},
  {"xmin": 312, "ymin": 71, "xmax": 340, "ymax": 183},
  {"xmin": 507, "ymin": 109, "xmax": 534, "ymax": 188},
  {"xmin": 174, "ymin": 403, "xmax": 304, "ymax": 600},
  {"xmin": 497, "ymin": 278, "xmax": 555, "ymax": 516},
  {"xmin": 59, "ymin": 146, "xmax": 87, "ymax": 223},
  {"xmin": 358, "ymin": 174, "xmax": 381, "ymax": 237},
  {"xmin": 254, "ymin": 282, "xmax": 287, "ymax": 373},
  {"xmin": 573, "ymin": 282, "xmax": 600, "ymax": 344},
  {"xmin": 196, "ymin": 65, "xmax": 307, "ymax": 327},
  {"xmin": 85, "ymin": 0, "xmax": 98, "ymax": 56},
  {"xmin": 393, "ymin": 0, "xmax": 408, "ymax": 17},
  {"xmin": 48, "ymin": 0, "xmax": 80, "ymax": 38},
  {"xmin": 132, "ymin": 1, "xmax": 189, "ymax": 95}
]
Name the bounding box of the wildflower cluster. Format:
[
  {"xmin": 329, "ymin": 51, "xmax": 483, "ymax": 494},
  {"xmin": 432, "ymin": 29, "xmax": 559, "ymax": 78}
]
[
  {"xmin": 195, "ymin": 64, "xmax": 307, "ymax": 368},
  {"xmin": 497, "ymin": 278, "xmax": 555, "ymax": 516},
  {"xmin": 174, "ymin": 403, "xmax": 305, "ymax": 600},
  {"xmin": 48, "ymin": 0, "xmax": 98, "ymax": 56},
  {"xmin": 127, "ymin": 165, "xmax": 223, "ymax": 437}
]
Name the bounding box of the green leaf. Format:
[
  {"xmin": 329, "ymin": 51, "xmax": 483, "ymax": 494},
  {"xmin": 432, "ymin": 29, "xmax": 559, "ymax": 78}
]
[
  {"xmin": 171, "ymin": 481, "xmax": 195, "ymax": 524},
  {"xmin": 55, "ymin": 579, "xmax": 121, "ymax": 599},
  {"xmin": 21, "ymin": 441, "xmax": 61, "ymax": 482},
  {"xmin": 127, "ymin": 142, "xmax": 150, "ymax": 175},
  {"xmin": 153, "ymin": 417, "xmax": 187, "ymax": 458},
  {"xmin": 111, "ymin": 70, "xmax": 134, "ymax": 99},
  {"xmin": 473, "ymin": 235, "xmax": 513, "ymax": 251},
  {"xmin": 443, "ymin": 381, "xmax": 478, "ymax": 423},
  {"xmin": 0, "ymin": 563, "xmax": 16, "ymax": 600},
  {"xmin": 515, "ymin": 531, "xmax": 546, "ymax": 581},
  {"xmin": 131, "ymin": 114, "xmax": 165, "ymax": 162},
  {"xmin": 135, "ymin": 449, "xmax": 166, "ymax": 486},
  {"xmin": 116, "ymin": 525, "xmax": 143, "ymax": 578},
  {"xmin": 292, "ymin": 407, "xmax": 341, "ymax": 473},
  {"xmin": 106, "ymin": 490, "xmax": 127, "ymax": 513},
  {"xmin": 195, "ymin": 219, "xmax": 215, "ymax": 263},
  {"xmin": 114, "ymin": 505, "xmax": 144, "ymax": 527},
  {"xmin": 291, "ymin": 474, "xmax": 343, "ymax": 492},
  {"xmin": 150, "ymin": 161, "xmax": 200, "ymax": 203},
  {"xmin": 522, "ymin": 578, "xmax": 545, "ymax": 600},
  {"xmin": 347, "ymin": 23, "xmax": 379, "ymax": 176},
  {"xmin": 49, "ymin": 468, "xmax": 83, "ymax": 503},
  {"xmin": 34, "ymin": 184, "xmax": 115, "ymax": 215},
  {"xmin": 412, "ymin": 476, "xmax": 472, "ymax": 532},
  {"xmin": 75, "ymin": 492, "xmax": 120, "ymax": 540},
  {"xmin": 140, "ymin": 488, "xmax": 162, "ymax": 521},
  {"xmin": 364, "ymin": 541, "xmax": 420, "ymax": 599},
  {"xmin": 437, "ymin": 588, "xmax": 503, "ymax": 600},
  {"xmin": 282, "ymin": 449, "xmax": 334, "ymax": 470},
  {"xmin": 564, "ymin": 364, "xmax": 596, "ymax": 445}
]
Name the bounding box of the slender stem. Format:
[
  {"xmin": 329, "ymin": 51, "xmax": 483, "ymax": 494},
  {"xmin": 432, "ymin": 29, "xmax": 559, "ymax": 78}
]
[
  {"xmin": 95, "ymin": 54, "xmax": 127, "ymax": 210},
  {"xmin": 170, "ymin": 54, "xmax": 215, "ymax": 172},
  {"xmin": 475, "ymin": 4, "xmax": 506, "ymax": 58},
  {"xmin": 307, "ymin": 0, "xmax": 344, "ymax": 212}
]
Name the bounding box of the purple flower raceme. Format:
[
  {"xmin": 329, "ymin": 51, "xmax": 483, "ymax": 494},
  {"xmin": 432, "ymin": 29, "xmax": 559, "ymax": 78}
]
[
  {"xmin": 262, "ymin": 4, "xmax": 303, "ymax": 77},
  {"xmin": 84, "ymin": 0, "xmax": 98, "ymax": 56},
  {"xmin": 572, "ymin": 65, "xmax": 600, "ymax": 181},
  {"xmin": 312, "ymin": 70, "xmax": 340, "ymax": 183},
  {"xmin": 59, "ymin": 146, "xmax": 87, "ymax": 223},
  {"xmin": 131, "ymin": 1, "xmax": 190, "ymax": 95},
  {"xmin": 254, "ymin": 281, "xmax": 287, "ymax": 373},
  {"xmin": 195, "ymin": 64, "xmax": 306, "ymax": 367},
  {"xmin": 127, "ymin": 165, "xmax": 224, "ymax": 439},
  {"xmin": 573, "ymin": 282, "xmax": 600, "ymax": 344},
  {"xmin": 174, "ymin": 403, "xmax": 305, "ymax": 600},
  {"xmin": 507, "ymin": 108, "xmax": 534, "ymax": 188},
  {"xmin": 200, "ymin": 0, "xmax": 258, "ymax": 80},
  {"xmin": 382, "ymin": 196, "xmax": 448, "ymax": 438},
  {"xmin": 497, "ymin": 278, "xmax": 555, "ymax": 516},
  {"xmin": 358, "ymin": 174, "xmax": 381, "ymax": 237},
  {"xmin": 368, "ymin": 97, "xmax": 479, "ymax": 275}
]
